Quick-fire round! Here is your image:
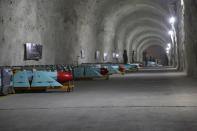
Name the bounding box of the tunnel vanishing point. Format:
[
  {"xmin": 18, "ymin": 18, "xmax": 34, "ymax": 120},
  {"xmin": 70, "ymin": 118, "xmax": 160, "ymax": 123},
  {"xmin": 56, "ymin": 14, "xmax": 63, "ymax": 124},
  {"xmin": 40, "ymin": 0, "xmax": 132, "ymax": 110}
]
[{"xmin": 0, "ymin": 0, "xmax": 197, "ymax": 77}]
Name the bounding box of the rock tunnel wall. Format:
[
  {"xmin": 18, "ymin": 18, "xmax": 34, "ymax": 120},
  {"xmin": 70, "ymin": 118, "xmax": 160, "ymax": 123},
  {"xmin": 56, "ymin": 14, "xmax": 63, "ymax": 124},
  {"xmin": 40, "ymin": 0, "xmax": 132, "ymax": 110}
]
[
  {"xmin": 0, "ymin": 0, "xmax": 171, "ymax": 66},
  {"xmin": 176, "ymin": 0, "xmax": 197, "ymax": 77},
  {"xmin": 176, "ymin": 0, "xmax": 186, "ymax": 71},
  {"xmin": 0, "ymin": 0, "xmax": 98, "ymax": 66},
  {"xmin": 183, "ymin": 0, "xmax": 197, "ymax": 76},
  {"xmin": 0, "ymin": 0, "xmax": 196, "ymax": 78}
]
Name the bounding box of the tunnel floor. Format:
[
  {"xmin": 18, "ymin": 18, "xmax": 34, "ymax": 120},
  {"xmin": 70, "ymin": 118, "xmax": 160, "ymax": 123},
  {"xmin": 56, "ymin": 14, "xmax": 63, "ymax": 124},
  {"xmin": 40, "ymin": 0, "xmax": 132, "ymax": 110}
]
[{"xmin": 1, "ymin": 71, "xmax": 197, "ymax": 131}]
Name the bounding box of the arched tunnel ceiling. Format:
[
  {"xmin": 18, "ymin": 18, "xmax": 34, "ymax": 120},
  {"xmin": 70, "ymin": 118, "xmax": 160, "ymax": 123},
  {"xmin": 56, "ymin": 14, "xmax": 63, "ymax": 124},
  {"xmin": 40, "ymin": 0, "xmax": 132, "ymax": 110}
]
[
  {"xmin": 95, "ymin": 0, "xmax": 171, "ymax": 59},
  {"xmin": 138, "ymin": 38, "xmax": 166, "ymax": 52},
  {"xmin": 132, "ymin": 33, "xmax": 169, "ymax": 50},
  {"xmin": 138, "ymin": 39, "xmax": 166, "ymax": 55},
  {"xmin": 138, "ymin": 39, "xmax": 166, "ymax": 61},
  {"xmin": 115, "ymin": 18, "xmax": 170, "ymax": 50},
  {"xmin": 136, "ymin": 37, "xmax": 166, "ymax": 60},
  {"xmin": 114, "ymin": 9, "xmax": 170, "ymax": 51},
  {"xmin": 123, "ymin": 25, "xmax": 170, "ymax": 50},
  {"xmin": 127, "ymin": 29, "xmax": 169, "ymax": 51}
]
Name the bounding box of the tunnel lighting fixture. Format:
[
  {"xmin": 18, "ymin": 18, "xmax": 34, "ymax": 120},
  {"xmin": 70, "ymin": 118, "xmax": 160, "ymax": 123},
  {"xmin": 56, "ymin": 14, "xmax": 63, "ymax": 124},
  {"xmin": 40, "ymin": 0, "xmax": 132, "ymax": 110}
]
[
  {"xmin": 112, "ymin": 53, "xmax": 116, "ymax": 58},
  {"xmin": 166, "ymin": 47, "xmax": 170, "ymax": 51},
  {"xmin": 103, "ymin": 52, "xmax": 108, "ymax": 61},
  {"xmin": 113, "ymin": 52, "xmax": 119, "ymax": 59},
  {"xmin": 95, "ymin": 50, "xmax": 100, "ymax": 60},
  {"xmin": 166, "ymin": 46, "xmax": 171, "ymax": 51},
  {"xmin": 166, "ymin": 47, "xmax": 170, "ymax": 53},
  {"xmin": 166, "ymin": 43, "xmax": 171, "ymax": 54},
  {"xmin": 116, "ymin": 53, "xmax": 119, "ymax": 58},
  {"xmin": 167, "ymin": 43, "xmax": 171, "ymax": 48},
  {"xmin": 181, "ymin": 0, "xmax": 184, "ymax": 6},
  {"xmin": 169, "ymin": 16, "xmax": 176, "ymax": 24},
  {"xmin": 104, "ymin": 53, "xmax": 108, "ymax": 57},
  {"xmin": 168, "ymin": 30, "xmax": 174, "ymax": 36},
  {"xmin": 166, "ymin": 45, "xmax": 171, "ymax": 50}
]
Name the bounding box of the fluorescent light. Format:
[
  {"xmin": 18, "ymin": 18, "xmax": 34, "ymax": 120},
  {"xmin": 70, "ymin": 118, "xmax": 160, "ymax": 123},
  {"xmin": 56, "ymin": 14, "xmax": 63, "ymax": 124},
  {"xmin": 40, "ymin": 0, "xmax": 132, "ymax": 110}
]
[
  {"xmin": 166, "ymin": 47, "xmax": 170, "ymax": 51},
  {"xmin": 166, "ymin": 43, "xmax": 171, "ymax": 54},
  {"xmin": 181, "ymin": 0, "xmax": 184, "ymax": 6},
  {"xmin": 169, "ymin": 16, "xmax": 176, "ymax": 24},
  {"xmin": 104, "ymin": 53, "xmax": 108, "ymax": 57},
  {"xmin": 168, "ymin": 30, "xmax": 174, "ymax": 35},
  {"xmin": 167, "ymin": 43, "xmax": 171, "ymax": 48},
  {"xmin": 103, "ymin": 52, "xmax": 108, "ymax": 61},
  {"xmin": 116, "ymin": 53, "xmax": 119, "ymax": 58}
]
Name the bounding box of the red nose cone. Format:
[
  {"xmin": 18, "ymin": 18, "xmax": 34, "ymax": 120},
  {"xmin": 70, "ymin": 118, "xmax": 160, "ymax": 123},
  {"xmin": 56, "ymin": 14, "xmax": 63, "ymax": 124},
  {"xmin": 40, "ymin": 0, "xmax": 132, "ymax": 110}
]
[
  {"xmin": 57, "ymin": 71, "xmax": 73, "ymax": 83},
  {"xmin": 100, "ymin": 68, "xmax": 108, "ymax": 75},
  {"xmin": 119, "ymin": 65, "xmax": 125, "ymax": 72}
]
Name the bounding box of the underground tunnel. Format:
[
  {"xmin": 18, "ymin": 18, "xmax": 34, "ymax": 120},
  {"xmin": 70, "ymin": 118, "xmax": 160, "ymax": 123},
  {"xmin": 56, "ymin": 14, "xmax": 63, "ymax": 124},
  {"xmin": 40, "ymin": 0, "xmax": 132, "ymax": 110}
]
[{"xmin": 0, "ymin": 0, "xmax": 197, "ymax": 131}]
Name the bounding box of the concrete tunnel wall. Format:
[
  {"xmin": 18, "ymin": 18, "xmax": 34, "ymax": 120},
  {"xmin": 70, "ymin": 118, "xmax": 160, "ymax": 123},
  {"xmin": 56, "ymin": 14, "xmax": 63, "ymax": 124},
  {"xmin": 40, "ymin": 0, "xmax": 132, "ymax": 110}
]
[{"xmin": 0, "ymin": 0, "xmax": 197, "ymax": 77}]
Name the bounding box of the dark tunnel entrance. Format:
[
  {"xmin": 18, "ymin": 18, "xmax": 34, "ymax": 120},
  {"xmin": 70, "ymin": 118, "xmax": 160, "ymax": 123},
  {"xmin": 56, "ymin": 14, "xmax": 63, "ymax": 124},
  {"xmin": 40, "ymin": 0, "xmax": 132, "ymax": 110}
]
[{"xmin": 143, "ymin": 45, "xmax": 169, "ymax": 67}]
